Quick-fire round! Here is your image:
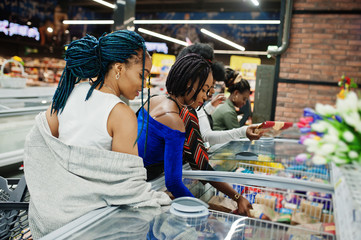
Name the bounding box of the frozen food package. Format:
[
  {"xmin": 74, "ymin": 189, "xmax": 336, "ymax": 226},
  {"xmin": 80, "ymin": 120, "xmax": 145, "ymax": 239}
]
[{"xmin": 255, "ymin": 121, "xmax": 293, "ymax": 137}]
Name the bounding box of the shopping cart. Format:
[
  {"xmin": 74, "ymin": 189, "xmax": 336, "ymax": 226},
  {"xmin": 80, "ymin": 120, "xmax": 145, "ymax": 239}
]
[{"xmin": 0, "ymin": 176, "xmax": 31, "ymax": 240}]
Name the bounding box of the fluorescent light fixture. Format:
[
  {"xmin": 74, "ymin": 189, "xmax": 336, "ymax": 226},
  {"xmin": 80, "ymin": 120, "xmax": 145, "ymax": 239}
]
[
  {"xmin": 134, "ymin": 20, "xmax": 280, "ymax": 25},
  {"xmin": 201, "ymin": 28, "xmax": 245, "ymax": 51},
  {"xmin": 214, "ymin": 50, "xmax": 268, "ymax": 55},
  {"xmin": 138, "ymin": 28, "xmax": 188, "ymax": 46},
  {"xmin": 62, "ymin": 19, "xmax": 280, "ymax": 25},
  {"xmin": 251, "ymin": 0, "xmax": 260, "ymax": 6},
  {"xmin": 63, "ymin": 20, "xmax": 114, "ymax": 25},
  {"xmin": 92, "ymin": 0, "xmax": 116, "ymax": 9}
]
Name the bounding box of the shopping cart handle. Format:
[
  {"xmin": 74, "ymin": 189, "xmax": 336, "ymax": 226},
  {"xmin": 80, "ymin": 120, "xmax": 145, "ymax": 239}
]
[{"xmin": 0, "ymin": 202, "xmax": 29, "ymax": 210}]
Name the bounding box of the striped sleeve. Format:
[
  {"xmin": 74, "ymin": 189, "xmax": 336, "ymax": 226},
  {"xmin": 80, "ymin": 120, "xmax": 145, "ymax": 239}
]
[{"xmin": 180, "ymin": 107, "xmax": 214, "ymax": 171}]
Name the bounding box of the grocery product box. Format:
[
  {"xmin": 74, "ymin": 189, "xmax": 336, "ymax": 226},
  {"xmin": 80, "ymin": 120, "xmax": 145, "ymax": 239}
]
[
  {"xmin": 208, "ymin": 195, "xmax": 237, "ymax": 213},
  {"xmin": 300, "ymin": 199, "xmax": 323, "ymax": 221},
  {"xmin": 255, "ymin": 194, "xmax": 277, "ymax": 210}
]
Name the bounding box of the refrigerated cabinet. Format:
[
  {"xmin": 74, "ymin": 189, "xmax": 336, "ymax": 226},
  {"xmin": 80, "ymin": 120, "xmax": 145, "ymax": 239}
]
[
  {"xmin": 0, "ymin": 87, "xmax": 53, "ymax": 168},
  {"xmin": 197, "ymin": 138, "xmax": 333, "ymax": 194},
  {"xmin": 0, "ymin": 86, "xmax": 144, "ymax": 168},
  {"xmin": 38, "ymin": 171, "xmax": 335, "ymax": 240}
]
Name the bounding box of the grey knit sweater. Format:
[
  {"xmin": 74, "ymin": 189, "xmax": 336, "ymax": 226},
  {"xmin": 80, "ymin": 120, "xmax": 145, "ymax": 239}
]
[{"xmin": 23, "ymin": 112, "xmax": 171, "ymax": 239}]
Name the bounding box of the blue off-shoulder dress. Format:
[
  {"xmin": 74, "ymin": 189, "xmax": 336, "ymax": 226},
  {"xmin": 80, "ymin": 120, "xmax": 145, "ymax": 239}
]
[{"xmin": 137, "ymin": 108, "xmax": 194, "ymax": 198}]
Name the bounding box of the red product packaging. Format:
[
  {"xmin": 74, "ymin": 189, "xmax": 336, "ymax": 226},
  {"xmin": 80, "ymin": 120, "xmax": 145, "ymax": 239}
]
[
  {"xmin": 255, "ymin": 121, "xmax": 293, "ymax": 137},
  {"xmin": 323, "ymin": 223, "xmax": 336, "ymax": 235}
]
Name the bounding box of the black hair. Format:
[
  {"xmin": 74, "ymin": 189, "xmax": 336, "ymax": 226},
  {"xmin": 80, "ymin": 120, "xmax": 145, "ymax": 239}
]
[
  {"xmin": 177, "ymin": 43, "xmax": 214, "ymax": 62},
  {"xmin": 51, "ymin": 30, "xmax": 147, "ymax": 114},
  {"xmin": 225, "ymin": 67, "xmax": 239, "ymax": 88},
  {"xmin": 228, "ymin": 78, "xmax": 251, "ymax": 94},
  {"xmin": 212, "ymin": 61, "xmax": 226, "ymax": 82},
  {"xmin": 178, "ymin": 43, "xmax": 226, "ymax": 83},
  {"xmin": 166, "ymin": 53, "xmax": 211, "ymax": 101}
]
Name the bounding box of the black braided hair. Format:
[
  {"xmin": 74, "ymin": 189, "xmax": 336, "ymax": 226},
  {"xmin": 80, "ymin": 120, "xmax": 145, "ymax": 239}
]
[
  {"xmin": 166, "ymin": 53, "xmax": 211, "ymax": 101},
  {"xmin": 228, "ymin": 78, "xmax": 251, "ymax": 94},
  {"xmin": 51, "ymin": 30, "xmax": 147, "ymax": 114}
]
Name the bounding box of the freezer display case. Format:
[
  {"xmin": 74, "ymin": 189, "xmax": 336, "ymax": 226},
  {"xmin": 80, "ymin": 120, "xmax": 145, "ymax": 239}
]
[
  {"xmin": 0, "ymin": 95, "xmax": 52, "ymax": 168},
  {"xmin": 0, "ymin": 87, "xmax": 54, "ymax": 155},
  {"xmin": 41, "ymin": 205, "xmax": 335, "ymax": 240},
  {"xmin": 184, "ymin": 177, "xmax": 335, "ymax": 239},
  {"xmin": 1, "ymin": 167, "xmax": 336, "ymax": 240},
  {"xmin": 38, "ymin": 174, "xmax": 335, "ymax": 240},
  {"xmin": 274, "ymin": 124, "xmax": 302, "ymax": 140},
  {"xmin": 204, "ymin": 138, "xmax": 333, "ymax": 194}
]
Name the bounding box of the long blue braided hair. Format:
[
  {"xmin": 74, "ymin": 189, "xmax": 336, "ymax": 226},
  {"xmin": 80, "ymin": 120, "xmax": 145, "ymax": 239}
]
[{"xmin": 51, "ymin": 30, "xmax": 148, "ymax": 115}]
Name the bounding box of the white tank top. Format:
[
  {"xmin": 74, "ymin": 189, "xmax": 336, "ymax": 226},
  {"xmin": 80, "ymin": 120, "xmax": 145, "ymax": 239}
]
[{"xmin": 58, "ymin": 82, "xmax": 123, "ymax": 151}]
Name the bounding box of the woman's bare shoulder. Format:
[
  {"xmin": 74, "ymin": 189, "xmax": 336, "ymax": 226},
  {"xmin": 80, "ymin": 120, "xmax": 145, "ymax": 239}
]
[
  {"xmin": 160, "ymin": 112, "xmax": 185, "ymax": 132},
  {"xmin": 108, "ymin": 102, "xmax": 138, "ymax": 155},
  {"xmin": 110, "ymin": 102, "xmax": 137, "ymax": 123},
  {"xmin": 147, "ymin": 96, "xmax": 185, "ymax": 132}
]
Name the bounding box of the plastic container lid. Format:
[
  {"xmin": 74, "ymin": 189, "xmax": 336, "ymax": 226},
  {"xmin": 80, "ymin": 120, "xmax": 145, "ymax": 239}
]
[{"xmin": 170, "ymin": 197, "xmax": 209, "ymax": 218}]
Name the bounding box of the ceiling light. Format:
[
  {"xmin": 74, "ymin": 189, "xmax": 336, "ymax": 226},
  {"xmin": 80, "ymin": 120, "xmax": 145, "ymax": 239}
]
[
  {"xmin": 214, "ymin": 50, "xmax": 268, "ymax": 55},
  {"xmin": 92, "ymin": 0, "xmax": 116, "ymax": 9},
  {"xmin": 134, "ymin": 20, "xmax": 280, "ymax": 25},
  {"xmin": 251, "ymin": 0, "xmax": 260, "ymax": 6},
  {"xmin": 63, "ymin": 20, "xmax": 114, "ymax": 25},
  {"xmin": 138, "ymin": 28, "xmax": 188, "ymax": 46},
  {"xmin": 47, "ymin": 27, "xmax": 53, "ymax": 33},
  {"xmin": 201, "ymin": 28, "xmax": 245, "ymax": 51}
]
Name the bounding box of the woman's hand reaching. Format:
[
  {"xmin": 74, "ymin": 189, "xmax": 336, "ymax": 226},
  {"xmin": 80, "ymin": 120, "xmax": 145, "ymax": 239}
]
[
  {"xmin": 236, "ymin": 195, "xmax": 252, "ymax": 216},
  {"xmin": 210, "ymin": 94, "xmax": 226, "ymax": 108},
  {"xmin": 246, "ymin": 125, "xmax": 263, "ymax": 141}
]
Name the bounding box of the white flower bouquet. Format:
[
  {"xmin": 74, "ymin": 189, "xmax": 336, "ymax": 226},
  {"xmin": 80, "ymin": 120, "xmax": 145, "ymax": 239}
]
[{"xmin": 299, "ymin": 90, "xmax": 361, "ymax": 166}]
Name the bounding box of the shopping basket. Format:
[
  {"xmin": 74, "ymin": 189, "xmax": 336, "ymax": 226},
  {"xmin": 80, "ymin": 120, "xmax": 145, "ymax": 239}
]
[
  {"xmin": 0, "ymin": 59, "xmax": 27, "ymax": 88},
  {"xmin": 0, "ymin": 176, "xmax": 31, "ymax": 240}
]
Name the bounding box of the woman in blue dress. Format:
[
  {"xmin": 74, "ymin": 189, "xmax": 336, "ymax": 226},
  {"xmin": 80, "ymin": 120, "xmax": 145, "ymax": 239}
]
[{"xmin": 137, "ymin": 53, "xmax": 213, "ymax": 198}]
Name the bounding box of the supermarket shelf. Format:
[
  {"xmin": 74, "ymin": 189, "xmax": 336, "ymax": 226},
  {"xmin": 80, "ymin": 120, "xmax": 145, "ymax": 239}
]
[{"xmin": 182, "ymin": 170, "xmax": 334, "ymax": 194}]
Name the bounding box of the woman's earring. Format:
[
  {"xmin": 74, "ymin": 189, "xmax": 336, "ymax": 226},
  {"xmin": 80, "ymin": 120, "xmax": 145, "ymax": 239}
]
[{"xmin": 116, "ymin": 72, "xmax": 120, "ymax": 80}]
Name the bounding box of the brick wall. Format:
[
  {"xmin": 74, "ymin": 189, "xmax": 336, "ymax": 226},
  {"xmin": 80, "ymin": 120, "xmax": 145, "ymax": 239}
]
[{"xmin": 275, "ymin": 0, "xmax": 361, "ymax": 122}]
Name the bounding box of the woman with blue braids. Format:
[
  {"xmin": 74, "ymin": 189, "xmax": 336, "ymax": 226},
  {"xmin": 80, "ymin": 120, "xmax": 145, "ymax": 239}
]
[{"xmin": 23, "ymin": 30, "xmax": 171, "ymax": 239}]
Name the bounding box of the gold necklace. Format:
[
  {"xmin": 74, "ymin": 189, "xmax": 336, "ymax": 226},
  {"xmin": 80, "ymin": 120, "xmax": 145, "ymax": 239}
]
[
  {"xmin": 102, "ymin": 83, "xmax": 117, "ymax": 96},
  {"xmin": 175, "ymin": 96, "xmax": 195, "ymax": 107}
]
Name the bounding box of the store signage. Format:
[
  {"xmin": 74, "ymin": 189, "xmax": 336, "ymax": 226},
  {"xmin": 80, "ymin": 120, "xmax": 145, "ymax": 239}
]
[{"xmin": 0, "ymin": 20, "xmax": 40, "ymax": 41}]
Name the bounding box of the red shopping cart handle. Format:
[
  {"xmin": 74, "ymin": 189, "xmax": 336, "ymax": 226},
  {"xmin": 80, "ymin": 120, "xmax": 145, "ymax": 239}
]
[{"xmin": 257, "ymin": 121, "xmax": 293, "ymax": 130}]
